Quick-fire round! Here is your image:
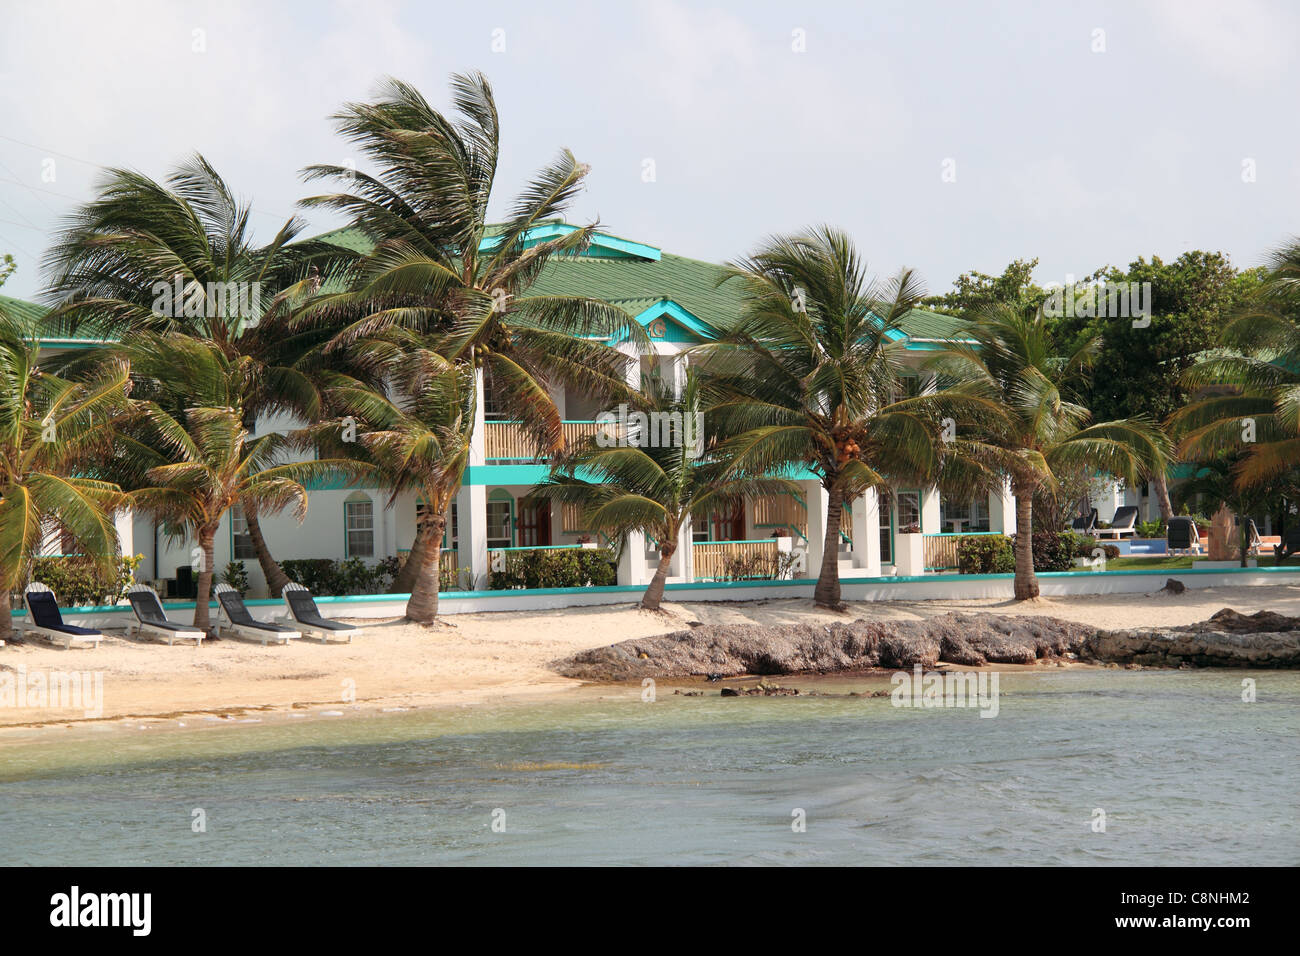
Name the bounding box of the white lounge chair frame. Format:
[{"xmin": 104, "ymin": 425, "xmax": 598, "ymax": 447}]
[
  {"xmin": 282, "ymin": 582, "xmax": 363, "ymax": 643},
  {"xmin": 126, "ymin": 584, "xmax": 206, "ymax": 646},
  {"xmin": 214, "ymin": 583, "xmax": 300, "ymax": 645},
  {"xmin": 22, "ymin": 582, "xmax": 103, "ymax": 649},
  {"xmin": 1096, "ymin": 507, "xmax": 1139, "ymax": 540}
]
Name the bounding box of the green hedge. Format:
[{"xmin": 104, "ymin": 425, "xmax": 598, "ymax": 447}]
[
  {"xmin": 31, "ymin": 554, "xmax": 144, "ymax": 606},
  {"xmin": 281, "ymin": 557, "xmax": 390, "ymax": 596},
  {"xmin": 955, "ymin": 533, "xmax": 1118, "ymax": 574},
  {"xmin": 489, "ymin": 548, "xmax": 617, "ymax": 590}
]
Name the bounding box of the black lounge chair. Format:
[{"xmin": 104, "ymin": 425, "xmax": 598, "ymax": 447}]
[
  {"xmin": 1166, "ymin": 516, "xmax": 1202, "ymax": 556},
  {"xmin": 1097, "ymin": 505, "xmax": 1139, "ymax": 539},
  {"xmin": 1070, "ymin": 508, "xmax": 1099, "ymax": 534},
  {"xmin": 282, "ymin": 583, "xmax": 363, "ymax": 643},
  {"xmin": 22, "ymin": 584, "xmax": 103, "ymax": 649},
  {"xmin": 214, "ymin": 584, "xmax": 301, "ymax": 645},
  {"xmin": 127, "ymin": 585, "xmax": 205, "ymax": 645},
  {"xmin": 1276, "ymin": 526, "xmax": 1300, "ymax": 563}
]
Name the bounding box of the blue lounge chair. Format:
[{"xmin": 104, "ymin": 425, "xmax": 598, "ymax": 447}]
[
  {"xmin": 282, "ymin": 583, "xmax": 363, "ymax": 643},
  {"xmin": 126, "ymin": 585, "xmax": 206, "ymax": 646},
  {"xmin": 22, "ymin": 583, "xmax": 103, "ymax": 649}
]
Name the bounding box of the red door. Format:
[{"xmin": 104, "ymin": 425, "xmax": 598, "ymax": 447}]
[
  {"xmin": 711, "ymin": 507, "xmax": 744, "ymax": 542},
  {"xmin": 518, "ymin": 498, "xmax": 552, "ymax": 547}
]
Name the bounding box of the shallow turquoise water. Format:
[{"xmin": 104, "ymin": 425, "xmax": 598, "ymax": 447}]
[{"xmin": 0, "ymin": 669, "xmax": 1295, "ymax": 865}]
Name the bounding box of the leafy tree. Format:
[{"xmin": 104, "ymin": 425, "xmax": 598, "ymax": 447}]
[
  {"xmin": 1058, "ymin": 252, "xmax": 1262, "ymax": 519},
  {"xmin": 930, "ymin": 304, "xmax": 1168, "ymax": 599},
  {"xmin": 923, "ymin": 258, "xmax": 1050, "ymax": 317}
]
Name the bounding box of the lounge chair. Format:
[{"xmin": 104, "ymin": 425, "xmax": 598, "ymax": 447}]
[
  {"xmin": 1166, "ymin": 517, "xmax": 1202, "ymax": 556},
  {"xmin": 1276, "ymin": 527, "xmax": 1300, "ymax": 564},
  {"xmin": 22, "ymin": 583, "xmax": 103, "ymax": 649},
  {"xmin": 214, "ymin": 583, "xmax": 300, "ymax": 645},
  {"xmin": 1070, "ymin": 508, "xmax": 1098, "ymax": 535},
  {"xmin": 1097, "ymin": 506, "xmax": 1139, "ymax": 539},
  {"xmin": 126, "ymin": 584, "xmax": 206, "ymax": 646},
  {"xmin": 282, "ymin": 583, "xmax": 362, "ymax": 643}
]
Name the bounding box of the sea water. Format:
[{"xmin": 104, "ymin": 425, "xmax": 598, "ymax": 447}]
[{"xmin": 0, "ymin": 669, "xmax": 1295, "ymax": 866}]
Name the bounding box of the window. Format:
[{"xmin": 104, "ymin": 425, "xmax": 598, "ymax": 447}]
[
  {"xmin": 939, "ymin": 496, "xmax": 991, "ymax": 533},
  {"xmin": 230, "ymin": 505, "xmax": 256, "ymax": 559},
  {"xmin": 344, "ymin": 495, "xmax": 374, "ymax": 557},
  {"xmin": 691, "ymin": 508, "xmax": 744, "ymax": 543},
  {"xmin": 486, "ymin": 491, "xmax": 513, "ymax": 549},
  {"xmin": 897, "ymin": 491, "xmax": 921, "ymax": 532}
]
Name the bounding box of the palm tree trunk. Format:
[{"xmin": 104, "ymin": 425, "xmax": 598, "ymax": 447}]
[
  {"xmin": 813, "ymin": 495, "xmax": 844, "ymax": 609},
  {"xmin": 641, "ymin": 541, "xmax": 677, "ymax": 611},
  {"xmin": 405, "ymin": 514, "xmax": 446, "ymax": 623},
  {"xmin": 1152, "ymin": 472, "xmax": 1174, "ymax": 523},
  {"xmin": 1013, "ymin": 482, "xmax": 1039, "ymax": 600},
  {"xmin": 394, "ymin": 519, "xmax": 434, "ymax": 594},
  {"xmin": 193, "ymin": 526, "xmax": 217, "ymax": 630},
  {"xmin": 0, "ymin": 593, "xmax": 13, "ymax": 645},
  {"xmin": 243, "ymin": 502, "xmax": 291, "ymax": 597}
]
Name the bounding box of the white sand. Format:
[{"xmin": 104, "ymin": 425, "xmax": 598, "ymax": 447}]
[{"xmin": 2, "ymin": 582, "xmax": 1297, "ymax": 736}]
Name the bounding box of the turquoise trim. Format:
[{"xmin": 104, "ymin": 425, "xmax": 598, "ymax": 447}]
[
  {"xmin": 631, "ymin": 299, "xmax": 718, "ymax": 341},
  {"xmin": 10, "ymin": 564, "xmax": 1298, "ymax": 617},
  {"xmin": 476, "ymin": 223, "xmax": 662, "ymax": 262},
  {"xmin": 464, "ymin": 464, "xmax": 551, "ymax": 484}
]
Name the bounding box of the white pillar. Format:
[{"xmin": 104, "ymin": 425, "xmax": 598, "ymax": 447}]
[
  {"xmin": 803, "ymin": 482, "xmax": 830, "ymax": 580},
  {"xmin": 115, "ymin": 508, "xmax": 135, "ymax": 558},
  {"xmin": 619, "ymin": 531, "xmax": 649, "ymax": 586},
  {"xmin": 920, "ymin": 486, "xmax": 941, "ymax": 535},
  {"xmin": 456, "ymin": 483, "xmax": 488, "ymax": 589},
  {"xmin": 469, "ymin": 368, "xmax": 487, "ymax": 467},
  {"xmin": 993, "ymin": 479, "xmax": 1017, "ymax": 536},
  {"xmin": 851, "ymin": 489, "xmax": 882, "ymax": 576}
]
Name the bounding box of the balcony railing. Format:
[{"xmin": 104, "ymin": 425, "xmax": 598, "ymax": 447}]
[
  {"xmin": 921, "ymin": 531, "xmax": 998, "ymax": 570},
  {"xmin": 693, "ymin": 538, "xmax": 786, "ymax": 581},
  {"xmin": 483, "ymin": 421, "xmax": 603, "ymax": 461}
]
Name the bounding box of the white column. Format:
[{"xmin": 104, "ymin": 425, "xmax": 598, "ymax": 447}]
[
  {"xmin": 803, "ymin": 482, "xmax": 830, "ymax": 580},
  {"xmin": 114, "ymin": 507, "xmax": 135, "ymax": 558},
  {"xmin": 994, "ymin": 478, "xmax": 1017, "ymax": 536},
  {"xmin": 920, "ymin": 486, "xmax": 941, "ymax": 534},
  {"xmin": 469, "ymin": 368, "xmax": 487, "ymax": 467},
  {"xmin": 456, "ymin": 483, "xmax": 488, "ymax": 589},
  {"xmin": 619, "ymin": 530, "xmax": 649, "ymax": 586},
  {"xmin": 852, "ymin": 489, "xmax": 882, "ymax": 576}
]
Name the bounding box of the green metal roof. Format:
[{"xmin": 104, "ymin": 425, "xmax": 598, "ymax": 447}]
[{"xmin": 0, "ymin": 294, "xmax": 111, "ymax": 345}]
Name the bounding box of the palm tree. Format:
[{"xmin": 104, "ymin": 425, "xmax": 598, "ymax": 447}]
[
  {"xmin": 1174, "ymin": 239, "xmax": 1300, "ymax": 490},
  {"xmin": 298, "ymin": 73, "xmax": 646, "ymax": 463},
  {"xmin": 117, "ymin": 334, "xmax": 371, "ymax": 630},
  {"xmin": 693, "ymin": 227, "xmax": 944, "ymax": 608},
  {"xmin": 310, "ymin": 347, "xmax": 474, "ymax": 623},
  {"xmin": 0, "ymin": 304, "xmax": 132, "ymax": 643},
  {"xmin": 42, "ymin": 154, "xmax": 355, "ymax": 596},
  {"xmin": 930, "ymin": 304, "xmax": 1169, "ymax": 599},
  {"xmin": 533, "ymin": 371, "xmax": 800, "ymax": 610}
]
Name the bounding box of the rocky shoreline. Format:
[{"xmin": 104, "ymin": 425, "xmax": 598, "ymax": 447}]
[{"xmin": 551, "ymin": 608, "xmax": 1300, "ymax": 681}]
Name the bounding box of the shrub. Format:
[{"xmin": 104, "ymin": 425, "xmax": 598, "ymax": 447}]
[
  {"xmin": 1137, "ymin": 519, "xmax": 1164, "ymax": 538},
  {"xmin": 222, "ymin": 560, "xmax": 250, "ymax": 597},
  {"xmin": 1075, "ymin": 537, "xmax": 1121, "ymax": 561},
  {"xmin": 31, "ymin": 554, "xmax": 144, "ymax": 606},
  {"xmin": 718, "ymin": 549, "xmax": 799, "ymax": 581},
  {"xmin": 282, "ymin": 557, "xmax": 390, "ymax": 596},
  {"xmin": 489, "ymin": 547, "xmax": 617, "ymax": 590},
  {"xmin": 956, "ymin": 535, "xmax": 1015, "ymax": 574}
]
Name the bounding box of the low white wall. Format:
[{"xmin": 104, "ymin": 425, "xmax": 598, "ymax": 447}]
[{"xmin": 17, "ymin": 567, "xmax": 1300, "ymax": 630}]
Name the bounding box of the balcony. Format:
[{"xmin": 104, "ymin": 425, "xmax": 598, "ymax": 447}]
[
  {"xmin": 693, "ymin": 538, "xmax": 794, "ymax": 582},
  {"xmin": 484, "ymin": 421, "xmax": 603, "ymax": 461}
]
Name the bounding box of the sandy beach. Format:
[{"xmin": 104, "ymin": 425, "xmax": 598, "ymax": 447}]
[{"xmin": 2, "ymin": 582, "xmax": 1298, "ymax": 736}]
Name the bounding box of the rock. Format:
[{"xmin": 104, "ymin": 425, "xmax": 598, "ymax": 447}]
[
  {"xmin": 551, "ymin": 606, "xmax": 1300, "ymax": 679},
  {"xmin": 1160, "ymin": 578, "xmax": 1186, "ymax": 594}
]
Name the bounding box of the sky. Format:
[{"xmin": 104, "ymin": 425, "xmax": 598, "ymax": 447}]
[{"xmin": 1, "ymin": 0, "xmax": 1296, "ymax": 303}]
